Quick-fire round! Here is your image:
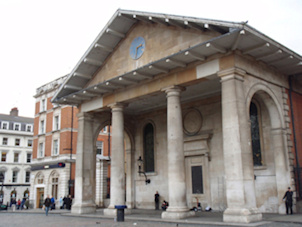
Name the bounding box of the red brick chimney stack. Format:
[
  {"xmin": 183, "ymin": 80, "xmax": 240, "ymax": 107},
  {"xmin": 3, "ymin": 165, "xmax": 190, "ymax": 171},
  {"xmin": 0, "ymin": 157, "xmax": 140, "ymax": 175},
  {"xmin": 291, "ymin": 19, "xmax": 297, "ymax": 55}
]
[{"xmin": 10, "ymin": 107, "xmax": 19, "ymax": 116}]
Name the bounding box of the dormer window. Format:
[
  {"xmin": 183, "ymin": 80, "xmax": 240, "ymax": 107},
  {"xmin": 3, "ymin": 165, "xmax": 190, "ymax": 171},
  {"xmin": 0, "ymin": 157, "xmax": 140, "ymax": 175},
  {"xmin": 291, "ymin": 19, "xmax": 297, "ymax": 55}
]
[
  {"xmin": 26, "ymin": 124, "xmax": 33, "ymax": 132},
  {"xmin": 14, "ymin": 123, "xmax": 21, "ymax": 131},
  {"xmin": 1, "ymin": 122, "xmax": 9, "ymax": 130}
]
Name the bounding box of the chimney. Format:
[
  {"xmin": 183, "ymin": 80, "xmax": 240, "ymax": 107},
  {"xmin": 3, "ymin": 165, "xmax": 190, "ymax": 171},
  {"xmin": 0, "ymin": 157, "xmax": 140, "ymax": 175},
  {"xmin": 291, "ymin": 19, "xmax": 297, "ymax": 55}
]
[{"xmin": 10, "ymin": 107, "xmax": 19, "ymax": 116}]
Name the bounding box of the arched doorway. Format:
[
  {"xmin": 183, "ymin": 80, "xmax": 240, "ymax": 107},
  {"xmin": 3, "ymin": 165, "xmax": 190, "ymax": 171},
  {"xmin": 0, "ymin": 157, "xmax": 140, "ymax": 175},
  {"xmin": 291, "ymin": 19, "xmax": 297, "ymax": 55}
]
[{"xmin": 247, "ymin": 86, "xmax": 291, "ymax": 213}]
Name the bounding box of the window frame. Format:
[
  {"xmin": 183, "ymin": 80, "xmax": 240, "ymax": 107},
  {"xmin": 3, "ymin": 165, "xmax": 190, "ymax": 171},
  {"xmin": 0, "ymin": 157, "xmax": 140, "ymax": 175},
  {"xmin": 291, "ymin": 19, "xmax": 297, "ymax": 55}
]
[
  {"xmin": 13, "ymin": 123, "xmax": 21, "ymax": 131},
  {"xmin": 1, "ymin": 121, "xmax": 9, "ymax": 130},
  {"xmin": 52, "ymin": 139, "xmax": 59, "ymax": 156},
  {"xmin": 2, "ymin": 137, "xmax": 8, "ymax": 145},
  {"xmin": 25, "ymin": 171, "xmax": 30, "ymax": 183},
  {"xmin": 143, "ymin": 123, "xmax": 155, "ymax": 173},
  {"xmin": 12, "ymin": 171, "xmax": 18, "ymax": 183},
  {"xmin": 53, "ymin": 115, "xmax": 60, "ymax": 131},
  {"xmin": 1, "ymin": 152, "xmax": 7, "ymax": 162},
  {"xmin": 27, "ymin": 139, "xmax": 33, "ymax": 147},
  {"xmin": 26, "ymin": 124, "xmax": 33, "ymax": 132},
  {"xmin": 40, "ymin": 120, "xmax": 45, "ymax": 134},
  {"xmin": 15, "ymin": 138, "xmax": 21, "ymax": 146},
  {"xmin": 96, "ymin": 140, "xmax": 103, "ymax": 155},
  {"xmin": 26, "ymin": 153, "xmax": 32, "ymax": 163},
  {"xmin": 38, "ymin": 142, "xmax": 45, "ymax": 158},
  {"xmin": 41, "ymin": 99, "xmax": 46, "ymax": 112},
  {"xmin": 13, "ymin": 152, "xmax": 19, "ymax": 163}
]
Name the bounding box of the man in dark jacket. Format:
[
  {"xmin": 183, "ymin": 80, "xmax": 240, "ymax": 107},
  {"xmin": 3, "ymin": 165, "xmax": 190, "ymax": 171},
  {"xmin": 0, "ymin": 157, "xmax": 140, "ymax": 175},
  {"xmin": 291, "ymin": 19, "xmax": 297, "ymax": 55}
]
[
  {"xmin": 283, "ymin": 187, "xmax": 293, "ymax": 215},
  {"xmin": 44, "ymin": 195, "xmax": 51, "ymax": 216}
]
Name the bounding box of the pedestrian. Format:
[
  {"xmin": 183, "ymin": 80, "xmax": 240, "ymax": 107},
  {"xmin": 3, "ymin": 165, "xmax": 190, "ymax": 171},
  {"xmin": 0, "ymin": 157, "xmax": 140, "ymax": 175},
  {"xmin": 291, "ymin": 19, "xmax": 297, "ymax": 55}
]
[
  {"xmin": 17, "ymin": 199, "xmax": 21, "ymax": 210},
  {"xmin": 25, "ymin": 198, "xmax": 29, "ymax": 209},
  {"xmin": 44, "ymin": 195, "xmax": 51, "ymax": 216},
  {"xmin": 154, "ymin": 191, "xmax": 160, "ymax": 210},
  {"xmin": 65, "ymin": 195, "xmax": 72, "ymax": 210},
  {"xmin": 59, "ymin": 196, "xmax": 63, "ymax": 209},
  {"xmin": 20, "ymin": 198, "xmax": 26, "ymax": 210},
  {"xmin": 62, "ymin": 196, "xmax": 67, "ymax": 209},
  {"xmin": 283, "ymin": 187, "xmax": 293, "ymax": 215},
  {"xmin": 50, "ymin": 195, "xmax": 55, "ymax": 210}
]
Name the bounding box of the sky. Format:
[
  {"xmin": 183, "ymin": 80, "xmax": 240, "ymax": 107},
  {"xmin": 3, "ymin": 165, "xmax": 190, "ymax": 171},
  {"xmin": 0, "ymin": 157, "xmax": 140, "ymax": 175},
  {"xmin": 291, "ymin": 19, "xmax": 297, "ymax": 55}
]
[{"xmin": 0, "ymin": 0, "xmax": 301, "ymax": 118}]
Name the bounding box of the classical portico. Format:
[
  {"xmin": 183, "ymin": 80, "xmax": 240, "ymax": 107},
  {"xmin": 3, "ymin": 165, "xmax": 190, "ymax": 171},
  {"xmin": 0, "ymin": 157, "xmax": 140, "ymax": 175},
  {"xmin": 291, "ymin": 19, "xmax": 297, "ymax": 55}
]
[{"xmin": 52, "ymin": 9, "xmax": 301, "ymax": 224}]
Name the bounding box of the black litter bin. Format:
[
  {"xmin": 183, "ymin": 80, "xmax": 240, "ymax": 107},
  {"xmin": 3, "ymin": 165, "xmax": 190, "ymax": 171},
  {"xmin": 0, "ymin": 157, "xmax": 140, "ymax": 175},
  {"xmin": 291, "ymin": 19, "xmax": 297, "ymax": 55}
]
[{"xmin": 114, "ymin": 205, "xmax": 127, "ymax": 222}]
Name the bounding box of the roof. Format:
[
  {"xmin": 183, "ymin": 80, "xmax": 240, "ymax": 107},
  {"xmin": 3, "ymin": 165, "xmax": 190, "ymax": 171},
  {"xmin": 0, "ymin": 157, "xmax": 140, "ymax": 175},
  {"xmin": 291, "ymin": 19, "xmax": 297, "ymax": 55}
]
[
  {"xmin": 0, "ymin": 114, "xmax": 34, "ymax": 124},
  {"xmin": 52, "ymin": 9, "xmax": 302, "ymax": 105}
]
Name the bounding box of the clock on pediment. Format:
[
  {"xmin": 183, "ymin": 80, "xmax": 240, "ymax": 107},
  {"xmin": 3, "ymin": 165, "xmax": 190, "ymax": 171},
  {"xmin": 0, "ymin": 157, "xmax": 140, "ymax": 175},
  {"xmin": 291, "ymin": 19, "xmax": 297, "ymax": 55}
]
[{"xmin": 129, "ymin": 36, "xmax": 145, "ymax": 60}]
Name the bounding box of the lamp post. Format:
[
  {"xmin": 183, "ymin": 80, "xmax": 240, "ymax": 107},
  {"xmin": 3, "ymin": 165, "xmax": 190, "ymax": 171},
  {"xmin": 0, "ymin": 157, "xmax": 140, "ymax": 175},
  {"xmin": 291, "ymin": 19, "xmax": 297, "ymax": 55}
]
[
  {"xmin": 0, "ymin": 175, "xmax": 3, "ymax": 204},
  {"xmin": 137, "ymin": 156, "xmax": 150, "ymax": 185}
]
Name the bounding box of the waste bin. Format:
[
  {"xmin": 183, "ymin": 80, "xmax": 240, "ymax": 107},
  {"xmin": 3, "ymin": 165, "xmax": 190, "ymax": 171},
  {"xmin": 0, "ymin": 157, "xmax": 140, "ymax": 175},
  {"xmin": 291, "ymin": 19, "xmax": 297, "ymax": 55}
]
[{"xmin": 114, "ymin": 205, "xmax": 127, "ymax": 222}]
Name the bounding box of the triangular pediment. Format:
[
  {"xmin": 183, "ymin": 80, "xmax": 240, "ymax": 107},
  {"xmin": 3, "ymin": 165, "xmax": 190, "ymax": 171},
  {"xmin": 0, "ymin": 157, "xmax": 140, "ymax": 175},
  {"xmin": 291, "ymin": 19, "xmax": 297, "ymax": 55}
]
[
  {"xmin": 87, "ymin": 20, "xmax": 221, "ymax": 88},
  {"xmin": 52, "ymin": 9, "xmax": 302, "ymax": 105}
]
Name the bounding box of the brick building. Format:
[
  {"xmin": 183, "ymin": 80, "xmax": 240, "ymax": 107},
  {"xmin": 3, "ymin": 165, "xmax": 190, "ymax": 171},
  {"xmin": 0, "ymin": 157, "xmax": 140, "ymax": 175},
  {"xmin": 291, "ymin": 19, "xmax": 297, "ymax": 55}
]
[{"xmin": 30, "ymin": 76, "xmax": 111, "ymax": 208}]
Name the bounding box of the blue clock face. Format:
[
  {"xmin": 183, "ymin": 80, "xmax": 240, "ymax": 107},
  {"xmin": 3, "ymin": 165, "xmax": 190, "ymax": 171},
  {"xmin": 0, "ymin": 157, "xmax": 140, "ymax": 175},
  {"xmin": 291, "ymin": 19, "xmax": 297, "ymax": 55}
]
[{"xmin": 129, "ymin": 36, "xmax": 145, "ymax": 60}]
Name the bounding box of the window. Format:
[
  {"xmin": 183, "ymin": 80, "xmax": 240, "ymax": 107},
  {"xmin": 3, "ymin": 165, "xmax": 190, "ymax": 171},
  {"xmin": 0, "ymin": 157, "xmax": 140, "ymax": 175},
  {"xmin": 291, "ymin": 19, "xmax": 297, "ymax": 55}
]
[
  {"xmin": 53, "ymin": 115, "xmax": 60, "ymax": 131},
  {"xmin": 103, "ymin": 126, "xmax": 108, "ymax": 133},
  {"xmin": 25, "ymin": 172, "xmax": 30, "ymax": 183},
  {"xmin": 96, "ymin": 141, "xmax": 103, "ymax": 155},
  {"xmin": 38, "ymin": 142, "xmax": 44, "ymax": 158},
  {"xmin": 40, "ymin": 120, "xmax": 45, "ymax": 134},
  {"xmin": 27, "ymin": 140, "xmax": 33, "ymax": 147},
  {"xmin": 15, "ymin": 138, "xmax": 20, "ymax": 146},
  {"xmin": 1, "ymin": 152, "xmax": 7, "ymax": 162},
  {"xmin": 36, "ymin": 173, "xmax": 44, "ymax": 184},
  {"xmin": 51, "ymin": 172, "xmax": 59, "ymax": 199},
  {"xmin": 250, "ymin": 102, "xmax": 262, "ymax": 166},
  {"xmin": 1, "ymin": 122, "xmax": 8, "ymax": 130},
  {"xmin": 14, "ymin": 123, "xmax": 21, "ymax": 131},
  {"xmin": 2, "ymin": 138, "xmax": 8, "ymax": 145},
  {"xmin": 41, "ymin": 99, "xmax": 46, "ymax": 112},
  {"xmin": 26, "ymin": 124, "xmax": 32, "ymax": 132},
  {"xmin": 12, "ymin": 171, "xmax": 18, "ymax": 183},
  {"xmin": 191, "ymin": 166, "xmax": 203, "ymax": 194},
  {"xmin": 14, "ymin": 153, "xmax": 19, "ymax": 163},
  {"xmin": 27, "ymin": 153, "xmax": 32, "ymax": 163},
  {"xmin": 52, "ymin": 139, "xmax": 59, "ymax": 156},
  {"xmin": 143, "ymin": 123, "xmax": 155, "ymax": 172}
]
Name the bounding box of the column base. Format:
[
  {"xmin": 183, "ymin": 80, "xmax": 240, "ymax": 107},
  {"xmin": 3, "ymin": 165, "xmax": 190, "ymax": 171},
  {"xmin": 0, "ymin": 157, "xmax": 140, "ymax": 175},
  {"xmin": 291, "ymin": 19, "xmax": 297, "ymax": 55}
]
[
  {"xmin": 223, "ymin": 208, "xmax": 262, "ymax": 223},
  {"xmin": 71, "ymin": 203, "xmax": 96, "ymax": 214},
  {"xmin": 161, "ymin": 207, "xmax": 195, "ymax": 220}
]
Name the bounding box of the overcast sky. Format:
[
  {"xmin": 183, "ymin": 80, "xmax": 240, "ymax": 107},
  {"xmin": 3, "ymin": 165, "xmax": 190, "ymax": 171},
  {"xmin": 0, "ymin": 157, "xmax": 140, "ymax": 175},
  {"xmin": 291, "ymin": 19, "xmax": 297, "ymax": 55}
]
[{"xmin": 0, "ymin": 0, "xmax": 301, "ymax": 117}]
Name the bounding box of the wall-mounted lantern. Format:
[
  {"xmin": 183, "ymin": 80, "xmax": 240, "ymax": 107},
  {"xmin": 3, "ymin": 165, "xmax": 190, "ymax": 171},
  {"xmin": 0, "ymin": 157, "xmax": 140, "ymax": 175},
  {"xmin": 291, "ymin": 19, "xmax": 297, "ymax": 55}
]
[{"xmin": 137, "ymin": 156, "xmax": 150, "ymax": 185}]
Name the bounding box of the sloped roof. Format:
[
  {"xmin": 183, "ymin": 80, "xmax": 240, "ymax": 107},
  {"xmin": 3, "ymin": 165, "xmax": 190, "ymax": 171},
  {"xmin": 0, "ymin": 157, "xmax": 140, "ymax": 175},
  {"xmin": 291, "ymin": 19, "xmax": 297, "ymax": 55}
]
[{"xmin": 52, "ymin": 9, "xmax": 302, "ymax": 105}]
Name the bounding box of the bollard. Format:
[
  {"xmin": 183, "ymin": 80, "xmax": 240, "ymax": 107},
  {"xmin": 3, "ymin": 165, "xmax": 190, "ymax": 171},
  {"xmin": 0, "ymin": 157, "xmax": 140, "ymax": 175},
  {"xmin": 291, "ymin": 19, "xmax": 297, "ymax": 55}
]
[{"xmin": 114, "ymin": 205, "xmax": 127, "ymax": 222}]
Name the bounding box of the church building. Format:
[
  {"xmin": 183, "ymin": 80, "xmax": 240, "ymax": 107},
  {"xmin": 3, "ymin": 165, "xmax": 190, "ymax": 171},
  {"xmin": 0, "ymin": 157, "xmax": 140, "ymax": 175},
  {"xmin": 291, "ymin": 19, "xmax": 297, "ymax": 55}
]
[{"xmin": 52, "ymin": 9, "xmax": 302, "ymax": 223}]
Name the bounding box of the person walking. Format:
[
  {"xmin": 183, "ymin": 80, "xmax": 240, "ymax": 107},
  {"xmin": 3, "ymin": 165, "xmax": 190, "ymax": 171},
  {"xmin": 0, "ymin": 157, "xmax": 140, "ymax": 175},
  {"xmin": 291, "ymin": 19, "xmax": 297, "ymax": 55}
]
[
  {"xmin": 154, "ymin": 191, "xmax": 160, "ymax": 210},
  {"xmin": 44, "ymin": 195, "xmax": 51, "ymax": 216},
  {"xmin": 283, "ymin": 187, "xmax": 293, "ymax": 215}
]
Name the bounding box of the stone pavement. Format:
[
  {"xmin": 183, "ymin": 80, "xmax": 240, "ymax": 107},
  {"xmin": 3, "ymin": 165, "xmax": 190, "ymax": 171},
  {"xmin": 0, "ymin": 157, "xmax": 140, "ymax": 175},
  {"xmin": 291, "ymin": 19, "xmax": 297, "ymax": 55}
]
[{"xmin": 1, "ymin": 207, "xmax": 302, "ymax": 227}]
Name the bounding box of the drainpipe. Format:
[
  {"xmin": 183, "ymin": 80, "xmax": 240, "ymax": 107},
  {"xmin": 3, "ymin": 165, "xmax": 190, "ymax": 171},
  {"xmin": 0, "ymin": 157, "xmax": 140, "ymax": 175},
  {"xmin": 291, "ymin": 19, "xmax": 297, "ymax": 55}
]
[
  {"xmin": 288, "ymin": 75, "xmax": 301, "ymax": 199},
  {"xmin": 69, "ymin": 106, "xmax": 74, "ymax": 196}
]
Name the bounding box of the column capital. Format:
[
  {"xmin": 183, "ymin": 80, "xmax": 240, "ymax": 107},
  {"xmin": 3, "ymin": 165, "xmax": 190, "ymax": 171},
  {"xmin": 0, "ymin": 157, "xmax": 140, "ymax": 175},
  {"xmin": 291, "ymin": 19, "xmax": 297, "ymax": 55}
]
[
  {"xmin": 217, "ymin": 67, "xmax": 246, "ymax": 82},
  {"xmin": 161, "ymin": 85, "xmax": 186, "ymax": 95},
  {"xmin": 107, "ymin": 102, "xmax": 128, "ymax": 110},
  {"xmin": 77, "ymin": 112, "xmax": 94, "ymax": 120}
]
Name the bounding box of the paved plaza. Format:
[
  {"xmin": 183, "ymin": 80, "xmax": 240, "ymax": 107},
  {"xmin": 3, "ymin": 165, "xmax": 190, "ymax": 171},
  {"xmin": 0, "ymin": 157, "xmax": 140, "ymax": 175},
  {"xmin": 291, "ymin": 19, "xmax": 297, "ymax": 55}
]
[{"xmin": 0, "ymin": 208, "xmax": 301, "ymax": 227}]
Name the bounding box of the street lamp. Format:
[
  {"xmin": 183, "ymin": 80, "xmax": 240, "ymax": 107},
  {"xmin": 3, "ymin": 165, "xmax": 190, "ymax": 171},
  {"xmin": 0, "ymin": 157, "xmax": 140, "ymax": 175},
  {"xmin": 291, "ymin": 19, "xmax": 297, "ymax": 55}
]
[
  {"xmin": 0, "ymin": 174, "xmax": 4, "ymax": 204},
  {"xmin": 137, "ymin": 156, "xmax": 150, "ymax": 185}
]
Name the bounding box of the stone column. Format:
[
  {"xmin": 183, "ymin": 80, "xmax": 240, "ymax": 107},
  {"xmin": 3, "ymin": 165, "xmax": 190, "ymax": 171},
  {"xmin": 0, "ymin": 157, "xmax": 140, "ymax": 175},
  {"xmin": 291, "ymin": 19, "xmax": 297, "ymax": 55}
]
[
  {"xmin": 218, "ymin": 68, "xmax": 262, "ymax": 223},
  {"xmin": 72, "ymin": 112, "xmax": 96, "ymax": 214},
  {"xmin": 161, "ymin": 86, "xmax": 195, "ymax": 219},
  {"xmin": 104, "ymin": 103, "xmax": 125, "ymax": 216}
]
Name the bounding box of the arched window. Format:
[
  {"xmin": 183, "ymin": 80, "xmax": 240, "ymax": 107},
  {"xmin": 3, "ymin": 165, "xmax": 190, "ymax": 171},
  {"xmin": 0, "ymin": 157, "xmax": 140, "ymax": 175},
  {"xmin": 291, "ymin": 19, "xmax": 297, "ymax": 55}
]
[
  {"xmin": 36, "ymin": 172, "xmax": 44, "ymax": 184},
  {"xmin": 250, "ymin": 102, "xmax": 262, "ymax": 166},
  {"xmin": 50, "ymin": 171, "xmax": 59, "ymax": 199},
  {"xmin": 143, "ymin": 123, "xmax": 154, "ymax": 172}
]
